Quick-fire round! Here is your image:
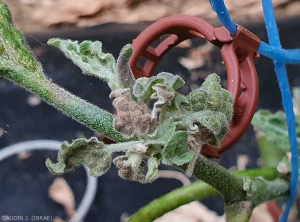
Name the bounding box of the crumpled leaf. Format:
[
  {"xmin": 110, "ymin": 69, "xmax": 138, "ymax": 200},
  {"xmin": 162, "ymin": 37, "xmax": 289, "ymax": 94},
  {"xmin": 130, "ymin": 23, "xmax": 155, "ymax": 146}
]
[
  {"xmin": 109, "ymin": 142, "xmax": 159, "ymax": 183},
  {"xmin": 158, "ymin": 93, "xmax": 190, "ymax": 122},
  {"xmin": 170, "ymin": 93, "xmax": 191, "ymax": 111},
  {"xmin": 151, "ymin": 84, "xmax": 175, "ymax": 119},
  {"xmin": 167, "ymin": 74, "xmax": 233, "ymax": 147},
  {"xmin": 145, "ymin": 124, "xmax": 197, "ymax": 168},
  {"xmin": 252, "ymin": 110, "xmax": 300, "ymax": 152},
  {"xmin": 46, "ymin": 137, "xmax": 112, "ymax": 177},
  {"xmin": 145, "ymin": 124, "xmax": 196, "ymax": 170},
  {"xmin": 162, "ymin": 131, "xmax": 194, "ymax": 166},
  {"xmin": 188, "ymin": 73, "xmax": 233, "ymax": 122},
  {"xmin": 186, "ymin": 111, "xmax": 229, "ymax": 147},
  {"xmin": 145, "ymin": 124, "xmax": 176, "ymax": 146},
  {"xmin": 113, "ymin": 142, "xmax": 159, "ymax": 183},
  {"xmin": 110, "ymin": 88, "xmax": 154, "ymax": 138},
  {"xmin": 48, "ymin": 38, "xmax": 118, "ymax": 89},
  {"xmin": 48, "ymin": 39, "xmax": 135, "ymax": 91},
  {"xmin": 113, "ymin": 144, "xmax": 158, "ymax": 183},
  {"xmin": 133, "ymin": 72, "xmax": 185, "ymax": 102},
  {"xmin": 114, "ymin": 154, "xmax": 144, "ymax": 182}
]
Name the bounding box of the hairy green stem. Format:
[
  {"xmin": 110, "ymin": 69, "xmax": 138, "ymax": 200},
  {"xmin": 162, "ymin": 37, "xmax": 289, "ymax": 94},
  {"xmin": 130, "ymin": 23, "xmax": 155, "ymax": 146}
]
[
  {"xmin": 1, "ymin": 69, "xmax": 131, "ymax": 142},
  {"xmin": 179, "ymin": 155, "xmax": 246, "ymax": 203},
  {"xmin": 128, "ymin": 167, "xmax": 282, "ymax": 222}
]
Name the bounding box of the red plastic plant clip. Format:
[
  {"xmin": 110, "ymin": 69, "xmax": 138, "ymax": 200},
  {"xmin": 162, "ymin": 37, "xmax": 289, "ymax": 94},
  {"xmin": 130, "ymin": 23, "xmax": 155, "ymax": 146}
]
[{"xmin": 129, "ymin": 15, "xmax": 261, "ymax": 158}]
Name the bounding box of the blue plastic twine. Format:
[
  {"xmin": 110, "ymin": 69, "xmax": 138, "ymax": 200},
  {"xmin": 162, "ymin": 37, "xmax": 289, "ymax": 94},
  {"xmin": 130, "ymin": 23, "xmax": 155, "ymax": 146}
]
[
  {"xmin": 209, "ymin": 0, "xmax": 300, "ymax": 64},
  {"xmin": 262, "ymin": 1, "xmax": 299, "ymax": 221},
  {"xmin": 209, "ymin": 0, "xmax": 237, "ymax": 35},
  {"xmin": 258, "ymin": 42, "xmax": 300, "ymax": 64},
  {"xmin": 209, "ymin": 0, "xmax": 299, "ymax": 221}
]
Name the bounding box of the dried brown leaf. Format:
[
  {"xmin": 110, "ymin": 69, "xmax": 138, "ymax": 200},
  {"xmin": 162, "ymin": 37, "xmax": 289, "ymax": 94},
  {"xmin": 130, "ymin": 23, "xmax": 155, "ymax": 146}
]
[
  {"xmin": 177, "ymin": 40, "xmax": 192, "ymax": 48},
  {"xmin": 179, "ymin": 42, "xmax": 214, "ymax": 70},
  {"xmin": 48, "ymin": 178, "xmax": 75, "ymax": 218}
]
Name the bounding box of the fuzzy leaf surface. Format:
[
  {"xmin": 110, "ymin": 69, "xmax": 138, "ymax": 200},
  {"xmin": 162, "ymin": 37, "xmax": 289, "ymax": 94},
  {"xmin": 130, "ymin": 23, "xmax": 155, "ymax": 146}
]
[
  {"xmin": 145, "ymin": 124, "xmax": 176, "ymax": 146},
  {"xmin": 162, "ymin": 131, "xmax": 194, "ymax": 166},
  {"xmin": 133, "ymin": 72, "xmax": 185, "ymax": 102},
  {"xmin": 0, "ymin": 1, "xmax": 44, "ymax": 80},
  {"xmin": 46, "ymin": 137, "xmax": 112, "ymax": 177},
  {"xmin": 168, "ymin": 74, "xmax": 233, "ymax": 147},
  {"xmin": 116, "ymin": 44, "xmax": 136, "ymax": 89},
  {"xmin": 48, "ymin": 39, "xmax": 135, "ymax": 90}
]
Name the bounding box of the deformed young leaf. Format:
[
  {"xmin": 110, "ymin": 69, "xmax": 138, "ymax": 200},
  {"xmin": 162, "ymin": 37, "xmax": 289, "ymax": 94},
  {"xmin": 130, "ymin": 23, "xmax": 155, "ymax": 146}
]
[
  {"xmin": 116, "ymin": 44, "xmax": 136, "ymax": 89},
  {"xmin": 158, "ymin": 92, "xmax": 190, "ymax": 123},
  {"xmin": 110, "ymin": 88, "xmax": 153, "ymax": 138},
  {"xmin": 162, "ymin": 131, "xmax": 194, "ymax": 166},
  {"xmin": 113, "ymin": 142, "xmax": 159, "ymax": 183},
  {"xmin": 48, "ymin": 39, "xmax": 135, "ymax": 91},
  {"xmin": 151, "ymin": 84, "xmax": 175, "ymax": 119},
  {"xmin": 46, "ymin": 137, "xmax": 112, "ymax": 177},
  {"xmin": 133, "ymin": 72, "xmax": 185, "ymax": 102},
  {"xmin": 113, "ymin": 153, "xmax": 148, "ymax": 183},
  {"xmin": 145, "ymin": 124, "xmax": 176, "ymax": 146},
  {"xmin": 188, "ymin": 73, "xmax": 233, "ymax": 122},
  {"xmin": 185, "ymin": 111, "xmax": 229, "ymax": 147},
  {"xmin": 167, "ymin": 74, "xmax": 233, "ymax": 148},
  {"xmin": 48, "ymin": 38, "xmax": 118, "ymax": 89}
]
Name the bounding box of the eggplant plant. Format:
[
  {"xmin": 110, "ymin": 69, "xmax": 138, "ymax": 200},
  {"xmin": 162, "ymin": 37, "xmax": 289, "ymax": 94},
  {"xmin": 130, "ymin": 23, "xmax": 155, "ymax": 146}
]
[{"xmin": 0, "ymin": 1, "xmax": 297, "ymax": 221}]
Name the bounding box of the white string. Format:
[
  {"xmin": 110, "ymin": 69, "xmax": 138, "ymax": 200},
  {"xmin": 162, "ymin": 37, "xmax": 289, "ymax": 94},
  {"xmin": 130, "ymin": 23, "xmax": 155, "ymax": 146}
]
[
  {"xmin": 155, "ymin": 170, "xmax": 191, "ymax": 186},
  {"xmin": 0, "ymin": 140, "xmax": 98, "ymax": 222}
]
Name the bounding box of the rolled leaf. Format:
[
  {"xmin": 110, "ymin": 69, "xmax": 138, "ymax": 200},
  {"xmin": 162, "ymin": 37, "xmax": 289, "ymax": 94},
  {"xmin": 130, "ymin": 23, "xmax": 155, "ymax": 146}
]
[{"xmin": 46, "ymin": 137, "xmax": 112, "ymax": 177}]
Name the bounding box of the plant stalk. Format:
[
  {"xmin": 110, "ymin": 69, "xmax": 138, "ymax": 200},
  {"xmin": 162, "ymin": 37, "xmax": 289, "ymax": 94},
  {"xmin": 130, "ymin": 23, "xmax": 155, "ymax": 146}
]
[
  {"xmin": 1, "ymin": 69, "xmax": 130, "ymax": 143},
  {"xmin": 179, "ymin": 155, "xmax": 247, "ymax": 203},
  {"xmin": 128, "ymin": 168, "xmax": 283, "ymax": 222}
]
